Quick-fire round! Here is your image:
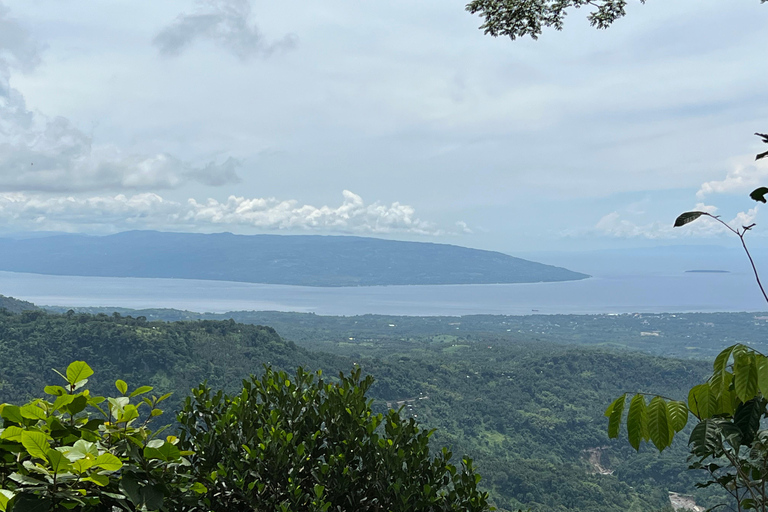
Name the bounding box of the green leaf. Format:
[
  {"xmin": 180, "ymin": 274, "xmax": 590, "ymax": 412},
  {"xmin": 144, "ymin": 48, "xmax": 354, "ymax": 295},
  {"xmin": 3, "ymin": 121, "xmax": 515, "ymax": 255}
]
[
  {"xmin": 0, "ymin": 490, "xmax": 14, "ymax": 512},
  {"xmin": 712, "ymin": 345, "xmax": 737, "ymax": 394},
  {"xmin": 667, "ymin": 400, "xmax": 688, "ymax": 433},
  {"xmin": 733, "ymin": 398, "xmax": 763, "ymax": 446},
  {"xmin": 94, "ymin": 453, "xmax": 122, "ymax": 472},
  {"xmin": 129, "ymin": 386, "xmax": 153, "ymax": 398},
  {"xmin": 689, "ymin": 419, "xmax": 722, "ymax": 457},
  {"xmin": 115, "ymin": 380, "xmax": 128, "ymax": 395},
  {"xmin": 83, "ymin": 474, "xmax": 110, "ymax": 487},
  {"xmin": 191, "ymin": 482, "xmax": 207, "ymax": 494},
  {"xmin": 7, "ymin": 494, "xmax": 51, "ymax": 512},
  {"xmin": 20, "ymin": 404, "xmax": 47, "ymax": 421},
  {"xmin": 43, "ymin": 385, "xmax": 67, "ymax": 396},
  {"xmin": 65, "ymin": 361, "xmax": 94, "ymax": 387},
  {"xmin": 21, "ymin": 431, "xmax": 50, "ymax": 459},
  {"xmin": 757, "ymin": 354, "xmax": 768, "ymax": 398},
  {"xmin": 72, "ymin": 458, "xmax": 95, "ymax": 474},
  {"xmin": 688, "ymin": 383, "xmax": 718, "ymax": 419},
  {"xmin": 0, "ymin": 426, "xmax": 23, "ymax": 442},
  {"xmin": 52, "ymin": 394, "xmax": 75, "ymax": 412},
  {"xmin": 605, "ymin": 394, "xmax": 626, "ymax": 439},
  {"xmin": 46, "ymin": 448, "xmax": 71, "ymax": 474},
  {"xmin": 626, "ymin": 394, "xmax": 647, "ymax": 451},
  {"xmin": 647, "ymin": 397, "xmax": 670, "ymax": 452},
  {"xmin": 144, "ymin": 441, "xmax": 181, "ymax": 462},
  {"xmin": 1, "ymin": 405, "xmax": 23, "ymax": 424},
  {"xmin": 674, "ymin": 211, "xmax": 707, "ymax": 227},
  {"xmin": 734, "ymin": 351, "xmax": 759, "ymax": 402},
  {"xmin": 750, "ymin": 187, "xmax": 768, "ymax": 203}
]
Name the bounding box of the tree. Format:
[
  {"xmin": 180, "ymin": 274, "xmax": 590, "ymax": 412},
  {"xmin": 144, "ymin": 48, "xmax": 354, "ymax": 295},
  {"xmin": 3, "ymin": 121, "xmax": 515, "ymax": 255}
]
[
  {"xmin": 605, "ymin": 135, "xmax": 768, "ymax": 511},
  {"xmin": 0, "ymin": 361, "xmax": 199, "ymax": 512},
  {"xmin": 176, "ymin": 366, "xmax": 492, "ymax": 512},
  {"xmin": 465, "ymin": 0, "xmax": 765, "ymax": 40}
]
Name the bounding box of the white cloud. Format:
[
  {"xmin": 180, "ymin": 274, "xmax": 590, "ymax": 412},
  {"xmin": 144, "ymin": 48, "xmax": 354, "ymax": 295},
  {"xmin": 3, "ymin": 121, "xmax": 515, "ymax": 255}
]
[
  {"xmin": 697, "ymin": 156, "xmax": 768, "ymax": 199},
  {"xmin": 0, "ymin": 190, "xmax": 460, "ymax": 235},
  {"xmin": 153, "ymin": 0, "xmax": 297, "ymax": 59},
  {"xmin": 0, "ymin": 3, "xmax": 241, "ymax": 193},
  {"xmin": 594, "ymin": 203, "xmax": 760, "ymax": 239}
]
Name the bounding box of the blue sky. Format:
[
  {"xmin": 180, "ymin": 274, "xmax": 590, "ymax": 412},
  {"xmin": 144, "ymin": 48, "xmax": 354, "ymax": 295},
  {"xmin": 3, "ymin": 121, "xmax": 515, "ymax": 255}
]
[{"xmin": 0, "ymin": 0, "xmax": 765, "ymax": 253}]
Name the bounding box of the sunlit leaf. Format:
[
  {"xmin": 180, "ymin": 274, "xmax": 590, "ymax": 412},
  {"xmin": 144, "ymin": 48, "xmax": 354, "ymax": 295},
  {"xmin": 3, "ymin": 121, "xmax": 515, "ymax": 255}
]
[
  {"xmin": 689, "ymin": 383, "xmax": 717, "ymax": 419},
  {"xmin": 65, "ymin": 361, "xmax": 94, "ymax": 387},
  {"xmin": 129, "ymin": 386, "xmax": 153, "ymax": 398},
  {"xmin": 115, "ymin": 380, "xmax": 128, "ymax": 395},
  {"xmin": 734, "ymin": 350, "xmax": 759, "ymax": 402},
  {"xmin": 20, "ymin": 405, "xmax": 46, "ymax": 421},
  {"xmin": 21, "ymin": 431, "xmax": 50, "ymax": 459},
  {"xmin": 667, "ymin": 400, "xmax": 688, "ymax": 433},
  {"xmin": 94, "ymin": 453, "xmax": 122, "ymax": 472},
  {"xmin": 647, "ymin": 397, "xmax": 670, "ymax": 452}
]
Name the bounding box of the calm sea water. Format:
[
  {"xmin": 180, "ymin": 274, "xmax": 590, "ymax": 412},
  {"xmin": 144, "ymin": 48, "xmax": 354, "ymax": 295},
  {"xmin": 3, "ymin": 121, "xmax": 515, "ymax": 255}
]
[{"xmin": 0, "ymin": 270, "xmax": 764, "ymax": 316}]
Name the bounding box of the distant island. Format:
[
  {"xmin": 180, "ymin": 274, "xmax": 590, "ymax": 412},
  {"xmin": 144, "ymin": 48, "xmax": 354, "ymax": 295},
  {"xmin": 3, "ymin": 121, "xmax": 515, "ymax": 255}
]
[
  {"xmin": 685, "ymin": 270, "xmax": 731, "ymax": 274},
  {"xmin": 0, "ymin": 231, "xmax": 589, "ymax": 287}
]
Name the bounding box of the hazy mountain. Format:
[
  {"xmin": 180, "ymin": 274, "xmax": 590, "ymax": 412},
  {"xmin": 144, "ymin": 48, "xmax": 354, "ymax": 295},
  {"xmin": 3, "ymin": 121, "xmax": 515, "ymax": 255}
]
[{"xmin": 0, "ymin": 231, "xmax": 588, "ymax": 287}]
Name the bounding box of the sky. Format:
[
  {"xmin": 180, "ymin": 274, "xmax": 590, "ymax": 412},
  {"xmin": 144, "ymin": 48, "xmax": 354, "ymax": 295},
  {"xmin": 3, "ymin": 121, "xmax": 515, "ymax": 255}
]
[{"xmin": 0, "ymin": 0, "xmax": 766, "ymax": 254}]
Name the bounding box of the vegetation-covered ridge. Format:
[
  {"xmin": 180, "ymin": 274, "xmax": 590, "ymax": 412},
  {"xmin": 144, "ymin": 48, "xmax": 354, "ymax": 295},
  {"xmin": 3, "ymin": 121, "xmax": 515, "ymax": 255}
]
[
  {"xmin": 0, "ymin": 231, "xmax": 588, "ymax": 286},
  {"xmin": 0, "ymin": 306, "xmax": 731, "ymax": 510}
]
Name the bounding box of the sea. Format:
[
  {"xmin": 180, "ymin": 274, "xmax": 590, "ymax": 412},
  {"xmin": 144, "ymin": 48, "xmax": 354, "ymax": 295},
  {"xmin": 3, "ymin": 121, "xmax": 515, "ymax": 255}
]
[{"xmin": 0, "ymin": 270, "xmax": 765, "ymax": 316}]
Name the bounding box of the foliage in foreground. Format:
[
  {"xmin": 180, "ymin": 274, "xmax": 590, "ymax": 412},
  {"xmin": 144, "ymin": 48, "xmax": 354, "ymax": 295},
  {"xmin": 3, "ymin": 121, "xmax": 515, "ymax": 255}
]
[
  {"xmin": 0, "ymin": 361, "xmax": 491, "ymax": 512},
  {"xmin": 608, "ymin": 137, "xmax": 768, "ymax": 510},
  {"xmin": 178, "ymin": 366, "xmax": 491, "ymax": 512},
  {"xmin": 0, "ymin": 361, "xmax": 197, "ymax": 512}
]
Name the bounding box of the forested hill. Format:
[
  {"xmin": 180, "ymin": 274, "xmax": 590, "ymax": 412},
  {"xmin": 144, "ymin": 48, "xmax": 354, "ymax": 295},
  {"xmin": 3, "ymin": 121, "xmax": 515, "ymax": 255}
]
[
  {"xmin": 0, "ymin": 231, "xmax": 588, "ymax": 286},
  {"xmin": 0, "ymin": 308, "xmax": 718, "ymax": 511}
]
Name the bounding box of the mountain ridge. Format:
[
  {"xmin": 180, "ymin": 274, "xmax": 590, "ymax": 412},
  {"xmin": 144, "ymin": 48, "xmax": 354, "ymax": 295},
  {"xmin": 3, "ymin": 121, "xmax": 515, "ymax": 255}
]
[{"xmin": 0, "ymin": 231, "xmax": 589, "ymax": 287}]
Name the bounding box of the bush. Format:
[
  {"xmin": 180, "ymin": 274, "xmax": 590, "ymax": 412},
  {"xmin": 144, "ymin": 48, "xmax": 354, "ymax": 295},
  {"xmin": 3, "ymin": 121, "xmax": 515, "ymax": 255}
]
[{"xmin": 177, "ymin": 366, "xmax": 492, "ymax": 512}]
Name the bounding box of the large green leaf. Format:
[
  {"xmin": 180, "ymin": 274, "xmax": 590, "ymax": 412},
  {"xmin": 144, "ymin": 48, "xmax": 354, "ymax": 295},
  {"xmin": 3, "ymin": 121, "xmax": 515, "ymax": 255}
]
[
  {"xmin": 756, "ymin": 354, "xmax": 768, "ymax": 398},
  {"xmin": 734, "ymin": 351, "xmax": 759, "ymax": 402},
  {"xmin": 20, "ymin": 405, "xmax": 47, "ymax": 421},
  {"xmin": 712, "ymin": 345, "xmax": 737, "ymax": 395},
  {"xmin": 94, "ymin": 453, "xmax": 123, "ymax": 472},
  {"xmin": 673, "ymin": 211, "xmax": 707, "ymax": 227},
  {"xmin": 647, "ymin": 397, "xmax": 671, "ymax": 452},
  {"xmin": 21, "ymin": 431, "xmax": 51, "ymax": 459},
  {"xmin": 667, "ymin": 400, "xmax": 688, "ymax": 433},
  {"xmin": 65, "ymin": 361, "xmax": 94, "ymax": 387},
  {"xmin": 688, "ymin": 383, "xmax": 717, "ymax": 419},
  {"xmin": 46, "ymin": 448, "xmax": 71, "ymax": 474},
  {"xmin": 626, "ymin": 394, "xmax": 647, "ymax": 451},
  {"xmin": 605, "ymin": 394, "xmax": 626, "ymax": 439},
  {"xmin": 733, "ymin": 398, "xmax": 763, "ymax": 446},
  {"xmin": 0, "ymin": 490, "xmax": 14, "ymax": 512},
  {"xmin": 689, "ymin": 419, "xmax": 722, "ymax": 457}
]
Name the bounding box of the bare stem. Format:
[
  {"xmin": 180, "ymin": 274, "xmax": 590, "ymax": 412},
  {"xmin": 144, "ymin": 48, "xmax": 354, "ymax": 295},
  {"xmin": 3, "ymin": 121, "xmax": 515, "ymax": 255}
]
[{"xmin": 703, "ymin": 213, "xmax": 768, "ymax": 305}]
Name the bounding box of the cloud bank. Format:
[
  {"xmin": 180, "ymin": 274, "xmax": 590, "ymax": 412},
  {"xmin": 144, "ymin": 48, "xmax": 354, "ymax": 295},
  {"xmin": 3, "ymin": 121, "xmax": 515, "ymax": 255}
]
[
  {"xmin": 0, "ymin": 5, "xmax": 240, "ymax": 193},
  {"xmin": 0, "ymin": 190, "xmax": 454, "ymax": 235},
  {"xmin": 594, "ymin": 203, "xmax": 760, "ymax": 239},
  {"xmin": 154, "ymin": 0, "xmax": 297, "ymax": 59},
  {"xmin": 697, "ymin": 157, "xmax": 768, "ymax": 200}
]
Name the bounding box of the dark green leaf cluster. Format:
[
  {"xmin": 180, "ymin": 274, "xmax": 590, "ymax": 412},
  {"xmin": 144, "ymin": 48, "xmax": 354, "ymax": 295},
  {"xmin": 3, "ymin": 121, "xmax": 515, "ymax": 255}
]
[
  {"xmin": 177, "ymin": 366, "xmax": 491, "ymax": 512},
  {"xmin": 464, "ymin": 0, "xmax": 646, "ymax": 40}
]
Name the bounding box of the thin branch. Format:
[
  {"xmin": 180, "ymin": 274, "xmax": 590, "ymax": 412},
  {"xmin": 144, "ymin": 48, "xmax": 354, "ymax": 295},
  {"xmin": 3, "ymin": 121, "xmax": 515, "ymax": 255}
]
[{"xmin": 702, "ymin": 213, "xmax": 768, "ymax": 305}]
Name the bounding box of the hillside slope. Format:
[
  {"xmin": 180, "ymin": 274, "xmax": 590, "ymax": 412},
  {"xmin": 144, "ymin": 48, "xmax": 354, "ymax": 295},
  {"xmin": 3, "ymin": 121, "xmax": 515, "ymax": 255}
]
[{"xmin": 0, "ymin": 231, "xmax": 588, "ymax": 286}]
